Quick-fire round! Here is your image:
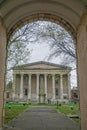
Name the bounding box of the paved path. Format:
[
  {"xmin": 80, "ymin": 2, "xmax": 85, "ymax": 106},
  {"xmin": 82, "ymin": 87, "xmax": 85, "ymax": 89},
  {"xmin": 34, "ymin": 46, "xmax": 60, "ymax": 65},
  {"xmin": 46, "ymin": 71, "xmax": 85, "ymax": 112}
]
[{"xmin": 3, "ymin": 106, "xmax": 80, "ymax": 130}]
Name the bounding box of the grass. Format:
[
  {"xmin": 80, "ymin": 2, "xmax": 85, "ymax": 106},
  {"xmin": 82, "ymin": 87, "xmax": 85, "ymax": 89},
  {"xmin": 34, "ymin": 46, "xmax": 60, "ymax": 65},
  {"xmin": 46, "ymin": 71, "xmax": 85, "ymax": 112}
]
[
  {"xmin": 4, "ymin": 102, "xmax": 55, "ymax": 124},
  {"xmin": 56, "ymin": 103, "xmax": 79, "ymax": 115},
  {"xmin": 56, "ymin": 102, "xmax": 80, "ymax": 123},
  {"xmin": 4, "ymin": 102, "xmax": 29, "ymax": 124},
  {"xmin": 4, "ymin": 102, "xmax": 80, "ymax": 124},
  {"xmin": 31, "ymin": 103, "xmax": 55, "ymax": 106}
]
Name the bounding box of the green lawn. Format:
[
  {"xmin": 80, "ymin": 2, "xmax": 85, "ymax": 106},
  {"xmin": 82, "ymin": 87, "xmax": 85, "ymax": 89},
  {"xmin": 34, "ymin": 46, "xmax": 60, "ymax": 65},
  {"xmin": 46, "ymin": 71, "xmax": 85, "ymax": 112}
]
[
  {"xmin": 56, "ymin": 103, "xmax": 79, "ymax": 115},
  {"xmin": 4, "ymin": 102, "xmax": 29, "ymax": 124},
  {"xmin": 4, "ymin": 102, "xmax": 55, "ymax": 124},
  {"xmin": 56, "ymin": 102, "xmax": 80, "ymax": 123},
  {"xmin": 4, "ymin": 102, "xmax": 80, "ymax": 124}
]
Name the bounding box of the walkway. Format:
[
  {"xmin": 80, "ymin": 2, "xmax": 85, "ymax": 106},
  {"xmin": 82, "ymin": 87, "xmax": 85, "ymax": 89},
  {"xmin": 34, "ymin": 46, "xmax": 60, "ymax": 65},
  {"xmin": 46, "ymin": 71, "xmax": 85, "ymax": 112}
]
[{"xmin": 3, "ymin": 106, "xmax": 80, "ymax": 130}]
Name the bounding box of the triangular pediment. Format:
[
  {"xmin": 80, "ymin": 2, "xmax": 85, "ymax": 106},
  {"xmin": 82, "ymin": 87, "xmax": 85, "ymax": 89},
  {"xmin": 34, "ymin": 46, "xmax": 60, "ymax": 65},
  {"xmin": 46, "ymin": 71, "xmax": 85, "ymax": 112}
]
[
  {"xmin": 24, "ymin": 63, "xmax": 61, "ymax": 69},
  {"xmin": 13, "ymin": 61, "xmax": 71, "ymax": 70}
]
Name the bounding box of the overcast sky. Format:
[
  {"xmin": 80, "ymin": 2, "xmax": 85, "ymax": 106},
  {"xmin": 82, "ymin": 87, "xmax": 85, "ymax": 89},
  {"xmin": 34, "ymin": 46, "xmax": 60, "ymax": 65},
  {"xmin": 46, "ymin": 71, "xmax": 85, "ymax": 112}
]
[{"xmin": 29, "ymin": 41, "xmax": 77, "ymax": 87}]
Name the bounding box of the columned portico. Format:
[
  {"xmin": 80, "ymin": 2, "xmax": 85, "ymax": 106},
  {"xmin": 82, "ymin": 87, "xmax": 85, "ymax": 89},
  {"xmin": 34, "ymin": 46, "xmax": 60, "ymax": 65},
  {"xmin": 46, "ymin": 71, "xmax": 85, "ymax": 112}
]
[{"xmin": 12, "ymin": 62, "xmax": 71, "ymax": 104}]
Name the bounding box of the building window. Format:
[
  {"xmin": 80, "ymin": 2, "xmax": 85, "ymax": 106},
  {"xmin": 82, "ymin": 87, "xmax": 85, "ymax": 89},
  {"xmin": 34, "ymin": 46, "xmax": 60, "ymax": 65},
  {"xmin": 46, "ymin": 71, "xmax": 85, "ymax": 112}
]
[
  {"xmin": 55, "ymin": 88, "xmax": 58, "ymax": 96},
  {"xmin": 74, "ymin": 93, "xmax": 78, "ymax": 98},
  {"xmin": 7, "ymin": 92, "xmax": 9, "ymax": 98},
  {"xmin": 25, "ymin": 89, "xmax": 28, "ymax": 96}
]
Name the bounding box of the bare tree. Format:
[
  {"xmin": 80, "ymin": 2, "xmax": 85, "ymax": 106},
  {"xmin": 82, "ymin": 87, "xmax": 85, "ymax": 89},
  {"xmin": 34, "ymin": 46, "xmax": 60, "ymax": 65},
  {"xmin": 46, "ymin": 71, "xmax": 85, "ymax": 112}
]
[
  {"xmin": 7, "ymin": 21, "xmax": 76, "ymax": 83},
  {"xmin": 6, "ymin": 21, "xmax": 43, "ymax": 82},
  {"xmin": 7, "ymin": 22, "xmax": 41, "ymax": 70},
  {"xmin": 35, "ymin": 21, "xmax": 76, "ymax": 65},
  {"xmin": 8, "ymin": 21, "xmax": 76, "ymax": 69}
]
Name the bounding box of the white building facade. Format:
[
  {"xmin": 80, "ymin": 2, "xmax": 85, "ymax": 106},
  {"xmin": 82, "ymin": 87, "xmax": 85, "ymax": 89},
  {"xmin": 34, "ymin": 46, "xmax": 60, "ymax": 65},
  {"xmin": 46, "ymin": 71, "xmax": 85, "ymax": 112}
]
[{"xmin": 12, "ymin": 61, "xmax": 71, "ymax": 103}]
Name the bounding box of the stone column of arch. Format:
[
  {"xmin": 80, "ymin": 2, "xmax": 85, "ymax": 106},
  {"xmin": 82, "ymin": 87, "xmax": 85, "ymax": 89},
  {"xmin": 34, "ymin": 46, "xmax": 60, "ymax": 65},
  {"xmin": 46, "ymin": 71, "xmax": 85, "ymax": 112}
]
[
  {"xmin": 36, "ymin": 74, "xmax": 39, "ymax": 102},
  {"xmin": 52, "ymin": 74, "xmax": 55, "ymax": 100},
  {"xmin": 77, "ymin": 8, "xmax": 87, "ymax": 130},
  {"xmin": 12, "ymin": 74, "xmax": 16, "ymax": 100},
  {"xmin": 0, "ymin": 16, "xmax": 7, "ymax": 128},
  {"xmin": 44, "ymin": 74, "xmax": 48, "ymax": 102},
  {"xmin": 28, "ymin": 74, "xmax": 31, "ymax": 100},
  {"xmin": 60, "ymin": 74, "xmax": 63, "ymax": 100},
  {"xmin": 20, "ymin": 74, "xmax": 24, "ymax": 99}
]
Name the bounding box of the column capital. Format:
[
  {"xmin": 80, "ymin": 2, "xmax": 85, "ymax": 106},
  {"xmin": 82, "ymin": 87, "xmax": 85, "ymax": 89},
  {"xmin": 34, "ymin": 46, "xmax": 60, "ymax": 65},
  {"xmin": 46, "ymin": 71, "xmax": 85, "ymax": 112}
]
[
  {"xmin": 20, "ymin": 73, "xmax": 24, "ymax": 76},
  {"xmin": 28, "ymin": 73, "xmax": 32, "ymax": 76},
  {"xmin": 37, "ymin": 73, "xmax": 40, "ymax": 75},
  {"xmin": 37, "ymin": 74, "xmax": 40, "ymax": 76},
  {"xmin": 60, "ymin": 74, "xmax": 63, "ymax": 77},
  {"xmin": 44, "ymin": 73, "xmax": 48, "ymax": 76}
]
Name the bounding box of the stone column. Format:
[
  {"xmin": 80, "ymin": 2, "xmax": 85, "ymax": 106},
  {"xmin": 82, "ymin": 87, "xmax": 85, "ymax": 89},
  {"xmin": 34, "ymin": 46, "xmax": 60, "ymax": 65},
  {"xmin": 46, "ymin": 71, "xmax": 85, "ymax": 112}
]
[
  {"xmin": 60, "ymin": 75, "xmax": 63, "ymax": 100},
  {"xmin": 28, "ymin": 74, "xmax": 31, "ymax": 100},
  {"xmin": 52, "ymin": 74, "xmax": 55, "ymax": 100},
  {"xmin": 0, "ymin": 16, "xmax": 7, "ymax": 128},
  {"xmin": 44, "ymin": 74, "xmax": 47, "ymax": 101},
  {"xmin": 36, "ymin": 74, "xmax": 39, "ymax": 102},
  {"xmin": 77, "ymin": 8, "xmax": 87, "ymax": 130},
  {"xmin": 12, "ymin": 74, "xmax": 16, "ymax": 100},
  {"xmin": 68, "ymin": 74, "xmax": 71, "ymax": 100},
  {"xmin": 20, "ymin": 74, "xmax": 23, "ymax": 99}
]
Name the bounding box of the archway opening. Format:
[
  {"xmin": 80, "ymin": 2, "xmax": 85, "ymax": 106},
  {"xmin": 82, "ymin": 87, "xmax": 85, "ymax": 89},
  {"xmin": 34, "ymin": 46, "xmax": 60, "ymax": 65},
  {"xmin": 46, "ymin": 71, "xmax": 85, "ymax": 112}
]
[{"xmin": 4, "ymin": 15, "xmax": 80, "ymax": 129}]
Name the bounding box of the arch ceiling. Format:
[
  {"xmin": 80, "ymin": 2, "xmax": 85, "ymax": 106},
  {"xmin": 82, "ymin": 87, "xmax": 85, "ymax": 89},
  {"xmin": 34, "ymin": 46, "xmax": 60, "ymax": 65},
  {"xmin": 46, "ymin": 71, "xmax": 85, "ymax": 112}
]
[{"xmin": 0, "ymin": 0, "xmax": 87, "ymax": 33}]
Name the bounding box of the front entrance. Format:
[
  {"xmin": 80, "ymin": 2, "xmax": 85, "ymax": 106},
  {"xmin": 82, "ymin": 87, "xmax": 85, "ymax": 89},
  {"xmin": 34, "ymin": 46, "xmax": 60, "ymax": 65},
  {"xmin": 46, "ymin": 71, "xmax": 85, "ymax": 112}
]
[{"xmin": 39, "ymin": 94, "xmax": 46, "ymax": 103}]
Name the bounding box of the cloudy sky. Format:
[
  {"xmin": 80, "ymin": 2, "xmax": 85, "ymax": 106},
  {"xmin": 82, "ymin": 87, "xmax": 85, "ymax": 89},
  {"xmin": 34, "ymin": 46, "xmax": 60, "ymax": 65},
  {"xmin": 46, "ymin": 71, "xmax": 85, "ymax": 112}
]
[{"xmin": 29, "ymin": 41, "xmax": 77, "ymax": 87}]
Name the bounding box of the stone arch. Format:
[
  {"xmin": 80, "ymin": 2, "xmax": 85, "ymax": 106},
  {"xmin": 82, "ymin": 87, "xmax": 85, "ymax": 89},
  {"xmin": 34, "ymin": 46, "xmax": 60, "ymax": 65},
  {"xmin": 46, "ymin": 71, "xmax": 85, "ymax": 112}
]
[
  {"xmin": 7, "ymin": 13, "xmax": 76, "ymax": 43},
  {"xmin": 0, "ymin": 8, "xmax": 79, "ymax": 129},
  {"xmin": 0, "ymin": 1, "xmax": 87, "ymax": 130}
]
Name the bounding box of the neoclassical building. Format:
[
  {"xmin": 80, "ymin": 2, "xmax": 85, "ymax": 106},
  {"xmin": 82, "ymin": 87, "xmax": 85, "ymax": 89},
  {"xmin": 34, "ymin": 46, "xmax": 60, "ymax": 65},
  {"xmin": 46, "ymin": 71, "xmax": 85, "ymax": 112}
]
[
  {"xmin": 1, "ymin": 1, "xmax": 87, "ymax": 129},
  {"xmin": 12, "ymin": 61, "xmax": 71, "ymax": 103}
]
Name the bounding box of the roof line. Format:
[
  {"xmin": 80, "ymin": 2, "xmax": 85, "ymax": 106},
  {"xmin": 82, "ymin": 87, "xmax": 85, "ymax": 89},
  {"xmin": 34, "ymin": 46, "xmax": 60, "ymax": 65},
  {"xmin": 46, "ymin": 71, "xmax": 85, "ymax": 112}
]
[{"xmin": 13, "ymin": 61, "xmax": 71, "ymax": 69}]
